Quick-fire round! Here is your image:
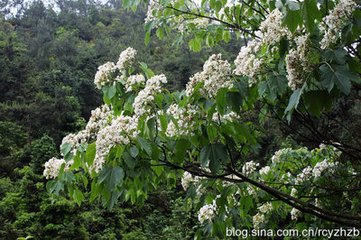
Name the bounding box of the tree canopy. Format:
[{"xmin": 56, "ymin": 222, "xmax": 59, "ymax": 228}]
[{"xmin": 43, "ymin": 0, "xmax": 361, "ymax": 238}]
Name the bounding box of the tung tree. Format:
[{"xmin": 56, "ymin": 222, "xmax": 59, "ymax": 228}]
[{"xmin": 44, "ymin": 0, "xmax": 361, "ymax": 238}]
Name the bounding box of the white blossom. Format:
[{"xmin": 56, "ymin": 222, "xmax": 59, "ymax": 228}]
[
  {"xmin": 43, "ymin": 157, "xmax": 71, "ymax": 179},
  {"xmin": 125, "ymin": 74, "xmax": 146, "ymax": 92},
  {"xmin": 116, "ymin": 47, "xmax": 137, "ymax": 71},
  {"xmin": 133, "ymin": 74, "xmax": 167, "ymax": 116},
  {"xmin": 312, "ymin": 159, "xmax": 337, "ymax": 178},
  {"xmin": 291, "ymin": 188, "xmax": 298, "ymax": 197},
  {"xmin": 181, "ymin": 171, "xmax": 193, "ymax": 190},
  {"xmin": 61, "ymin": 130, "xmax": 88, "ymax": 155},
  {"xmin": 290, "ymin": 208, "xmax": 301, "ymax": 220},
  {"xmin": 198, "ymin": 202, "xmax": 217, "ymax": 223},
  {"xmin": 259, "ymin": 166, "xmax": 271, "ymax": 175},
  {"xmin": 286, "ymin": 34, "xmax": 312, "ymax": 90},
  {"xmin": 94, "ymin": 61, "xmax": 116, "ymax": 89},
  {"xmin": 242, "ymin": 161, "xmax": 260, "ymax": 175},
  {"xmin": 212, "ymin": 111, "xmax": 240, "ymax": 123},
  {"xmin": 165, "ymin": 104, "xmax": 199, "ymax": 137},
  {"xmin": 320, "ymin": 0, "xmax": 357, "ymax": 49},
  {"xmin": 234, "ymin": 40, "xmax": 263, "ymax": 85},
  {"xmin": 145, "ymin": 0, "xmax": 162, "ymax": 23},
  {"xmin": 295, "ymin": 166, "xmax": 313, "ymax": 184},
  {"xmin": 186, "ymin": 54, "xmax": 232, "ymax": 98},
  {"xmin": 85, "ymin": 104, "xmax": 112, "ymax": 138},
  {"xmin": 252, "ymin": 213, "xmax": 265, "ymax": 229},
  {"xmin": 260, "ymin": 9, "xmax": 290, "ymax": 45},
  {"xmin": 258, "ymin": 202, "xmax": 273, "ymax": 214},
  {"xmin": 92, "ymin": 114, "xmax": 139, "ymax": 172}
]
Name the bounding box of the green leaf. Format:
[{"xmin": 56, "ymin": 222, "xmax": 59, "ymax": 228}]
[
  {"xmin": 284, "ymin": 9, "xmax": 301, "ymax": 32},
  {"xmin": 302, "ymin": 0, "xmax": 321, "ymax": 32},
  {"xmin": 222, "ymin": 30, "xmax": 231, "ymax": 43},
  {"xmin": 199, "ymin": 144, "xmax": 228, "ymax": 174},
  {"xmin": 107, "ymin": 167, "xmax": 124, "ymax": 191},
  {"xmin": 174, "ymin": 139, "xmax": 190, "ymax": 163},
  {"xmin": 60, "ymin": 143, "xmax": 72, "ymax": 157},
  {"xmin": 320, "ymin": 64, "xmax": 352, "ymax": 94},
  {"xmin": 284, "ymin": 86, "xmax": 304, "ymax": 122},
  {"xmin": 46, "ymin": 180, "xmax": 64, "ymax": 195},
  {"xmin": 123, "ymin": 151, "xmax": 136, "ymax": 169},
  {"xmin": 207, "ymin": 125, "xmax": 218, "ymax": 143},
  {"xmin": 73, "ymin": 188, "xmax": 84, "ymax": 206},
  {"xmin": 216, "ymin": 88, "xmax": 227, "ymax": 115},
  {"xmin": 156, "ymin": 28, "xmax": 164, "ymax": 39},
  {"xmin": 103, "ymin": 84, "xmax": 117, "ymax": 100},
  {"xmin": 145, "ymin": 31, "xmax": 151, "ymax": 45},
  {"xmin": 188, "ymin": 38, "xmax": 202, "ymax": 52},
  {"xmin": 85, "ymin": 142, "xmax": 96, "ymax": 166},
  {"xmin": 303, "ymin": 90, "xmax": 333, "ymax": 116},
  {"xmin": 138, "ymin": 137, "xmax": 152, "ymax": 156},
  {"xmin": 129, "ymin": 146, "xmax": 139, "ymax": 158}
]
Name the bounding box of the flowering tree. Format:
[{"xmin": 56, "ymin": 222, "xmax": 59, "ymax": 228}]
[{"xmin": 44, "ymin": 0, "xmax": 361, "ymax": 237}]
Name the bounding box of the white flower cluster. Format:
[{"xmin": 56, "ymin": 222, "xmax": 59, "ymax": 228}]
[
  {"xmin": 181, "ymin": 171, "xmax": 193, "ymax": 190},
  {"xmin": 312, "ymin": 159, "xmax": 337, "ymax": 178},
  {"xmin": 61, "ymin": 105, "xmax": 113, "ymax": 155},
  {"xmin": 252, "ymin": 212, "xmax": 265, "ymax": 229},
  {"xmin": 259, "ymin": 166, "xmax": 271, "ymax": 175},
  {"xmin": 85, "ymin": 104, "xmax": 112, "ymax": 138},
  {"xmin": 94, "ymin": 62, "xmax": 116, "ymax": 89},
  {"xmin": 186, "ymin": 54, "xmax": 232, "ymax": 98},
  {"xmin": 242, "ymin": 161, "xmax": 260, "ymax": 175},
  {"xmin": 286, "ymin": 34, "xmax": 312, "ymax": 90},
  {"xmin": 192, "ymin": 18, "xmax": 209, "ymax": 28},
  {"xmin": 233, "ymin": 40, "xmax": 263, "ymax": 85},
  {"xmin": 94, "ymin": 47, "xmax": 137, "ymax": 89},
  {"xmin": 145, "ymin": 0, "xmax": 162, "ymax": 23},
  {"xmin": 212, "ymin": 111, "xmax": 240, "ymax": 124},
  {"xmin": 92, "ymin": 114, "xmax": 139, "ymax": 172},
  {"xmin": 125, "ymin": 74, "xmax": 146, "ymax": 92},
  {"xmin": 290, "ymin": 188, "xmax": 298, "ymax": 197},
  {"xmin": 290, "ymin": 208, "xmax": 301, "ymax": 220},
  {"xmin": 198, "ymin": 201, "xmax": 217, "ymax": 223},
  {"xmin": 320, "ymin": 0, "xmax": 357, "ymax": 49},
  {"xmin": 260, "ymin": 9, "xmax": 290, "ymax": 45},
  {"xmin": 166, "ymin": 104, "xmax": 199, "ymax": 137},
  {"xmin": 271, "ymin": 148, "xmax": 291, "ymax": 164},
  {"xmin": 43, "ymin": 157, "xmax": 71, "ymax": 179},
  {"xmin": 133, "ymin": 74, "xmax": 167, "ymax": 116},
  {"xmin": 61, "ymin": 130, "xmax": 88, "ymax": 154},
  {"xmin": 234, "ymin": 9, "xmax": 291, "ymax": 86},
  {"xmin": 258, "ymin": 202, "xmax": 273, "ymax": 214},
  {"xmin": 295, "ymin": 166, "xmax": 313, "ymax": 184},
  {"xmin": 116, "ymin": 47, "xmax": 137, "ymax": 71}
]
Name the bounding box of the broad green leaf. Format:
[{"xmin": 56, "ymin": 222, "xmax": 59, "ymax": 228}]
[
  {"xmin": 302, "ymin": 0, "xmax": 321, "ymax": 32},
  {"xmin": 129, "ymin": 145, "xmax": 139, "ymax": 158},
  {"xmin": 320, "ymin": 64, "xmax": 352, "ymax": 94},
  {"xmin": 60, "ymin": 143, "xmax": 72, "ymax": 157},
  {"xmin": 284, "ymin": 9, "xmax": 301, "ymax": 32},
  {"xmin": 106, "ymin": 166, "xmax": 124, "ymax": 191},
  {"xmin": 85, "ymin": 142, "xmax": 96, "ymax": 166},
  {"xmin": 199, "ymin": 144, "xmax": 228, "ymax": 174},
  {"xmin": 284, "ymin": 86, "xmax": 304, "ymax": 122},
  {"xmin": 138, "ymin": 137, "xmax": 152, "ymax": 156},
  {"xmin": 174, "ymin": 139, "xmax": 190, "ymax": 163},
  {"xmin": 73, "ymin": 188, "xmax": 84, "ymax": 206},
  {"xmin": 303, "ymin": 90, "xmax": 333, "ymax": 116},
  {"xmin": 103, "ymin": 84, "xmax": 116, "ymax": 100}
]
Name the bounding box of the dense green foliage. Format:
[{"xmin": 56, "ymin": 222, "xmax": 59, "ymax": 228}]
[
  {"xmin": 1, "ymin": 0, "xmax": 361, "ymax": 239},
  {"xmin": 0, "ymin": 1, "xmax": 244, "ymax": 238},
  {"xmin": 45, "ymin": 0, "xmax": 361, "ymax": 239}
]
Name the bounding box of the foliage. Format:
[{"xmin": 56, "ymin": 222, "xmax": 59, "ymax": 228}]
[{"xmin": 45, "ymin": 0, "xmax": 361, "ymax": 238}]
